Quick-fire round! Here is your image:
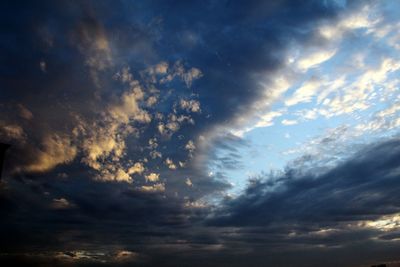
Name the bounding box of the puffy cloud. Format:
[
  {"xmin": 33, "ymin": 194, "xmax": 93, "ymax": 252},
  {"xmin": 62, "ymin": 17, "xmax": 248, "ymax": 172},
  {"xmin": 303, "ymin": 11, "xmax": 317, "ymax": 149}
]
[
  {"xmin": 108, "ymin": 86, "xmax": 151, "ymax": 124},
  {"xmin": 146, "ymin": 96, "xmax": 158, "ymax": 107},
  {"xmin": 145, "ymin": 172, "xmax": 160, "ymax": 182},
  {"xmin": 114, "ymin": 168, "xmax": 132, "ymax": 183},
  {"xmin": 180, "ymin": 99, "xmax": 201, "ymax": 113},
  {"xmin": 154, "ymin": 62, "xmax": 168, "ymax": 74},
  {"xmin": 185, "ymin": 140, "xmax": 196, "ymax": 153},
  {"xmin": 75, "ymin": 67, "xmax": 155, "ymax": 182},
  {"xmin": 93, "ymin": 165, "xmax": 133, "ymax": 183},
  {"xmin": 23, "ymin": 134, "xmax": 77, "ymax": 173},
  {"xmin": 159, "ymin": 62, "xmax": 202, "ymax": 87},
  {"xmin": 165, "ymin": 158, "xmax": 177, "ymax": 170},
  {"xmin": 145, "ymin": 61, "xmax": 169, "ymax": 79},
  {"xmin": 128, "ymin": 162, "xmax": 145, "ymax": 175},
  {"xmin": 150, "ymin": 150, "xmax": 162, "ymax": 159},
  {"xmin": 148, "ymin": 138, "xmax": 158, "ymax": 149},
  {"xmin": 156, "ymin": 113, "xmax": 195, "ymax": 139},
  {"xmin": 182, "ymin": 67, "xmax": 202, "ymax": 87},
  {"xmin": 185, "ymin": 178, "xmax": 193, "ymax": 187},
  {"xmin": 141, "ymin": 183, "xmax": 165, "ymax": 192}
]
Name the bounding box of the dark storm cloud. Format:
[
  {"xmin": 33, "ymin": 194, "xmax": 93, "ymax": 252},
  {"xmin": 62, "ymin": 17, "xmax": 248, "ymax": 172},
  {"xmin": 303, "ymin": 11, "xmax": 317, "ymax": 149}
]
[
  {"xmin": 144, "ymin": 0, "xmax": 344, "ymax": 125},
  {"xmin": 209, "ymin": 138, "xmax": 400, "ymax": 243},
  {"xmin": 0, "ymin": 0, "xmax": 346, "ymax": 178}
]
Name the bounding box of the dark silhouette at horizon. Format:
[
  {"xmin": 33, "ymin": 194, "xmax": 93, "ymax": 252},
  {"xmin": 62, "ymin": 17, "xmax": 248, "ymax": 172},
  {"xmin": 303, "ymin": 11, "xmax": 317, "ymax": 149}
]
[{"xmin": 0, "ymin": 143, "xmax": 10, "ymax": 180}]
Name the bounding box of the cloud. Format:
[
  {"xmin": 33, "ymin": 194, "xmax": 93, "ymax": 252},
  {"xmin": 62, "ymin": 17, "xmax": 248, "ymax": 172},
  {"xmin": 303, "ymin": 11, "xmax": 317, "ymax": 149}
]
[
  {"xmin": 211, "ymin": 138, "xmax": 400, "ymax": 237},
  {"xmin": 108, "ymin": 86, "xmax": 151, "ymax": 124},
  {"xmin": 128, "ymin": 162, "xmax": 145, "ymax": 175},
  {"xmin": 296, "ymin": 49, "xmax": 336, "ymax": 71},
  {"xmin": 141, "ymin": 183, "xmax": 165, "ymax": 193},
  {"xmin": 281, "ymin": 119, "xmax": 298, "ymax": 126},
  {"xmin": 145, "ymin": 172, "xmax": 160, "ymax": 182},
  {"xmin": 17, "ymin": 104, "xmax": 33, "ymax": 120},
  {"xmin": 160, "ymin": 62, "xmax": 203, "ymax": 87},
  {"xmin": 114, "ymin": 250, "xmax": 139, "ymax": 262},
  {"xmin": 146, "ymin": 96, "xmax": 158, "ymax": 107},
  {"xmin": 285, "ymin": 78, "xmax": 322, "ymax": 106},
  {"xmin": 72, "ymin": 14, "xmax": 113, "ymax": 75},
  {"xmin": 180, "ymin": 99, "xmax": 201, "ymax": 113},
  {"xmin": 51, "ymin": 198, "xmax": 73, "ymax": 209},
  {"xmin": 185, "ymin": 140, "xmax": 196, "ymax": 154},
  {"xmin": 165, "ymin": 158, "xmax": 177, "ymax": 170},
  {"xmin": 23, "ymin": 134, "xmax": 77, "ymax": 173},
  {"xmin": 254, "ymin": 111, "xmax": 283, "ymax": 128},
  {"xmin": 185, "ymin": 178, "xmax": 193, "ymax": 187},
  {"xmin": 0, "ymin": 123, "xmax": 26, "ymax": 142}
]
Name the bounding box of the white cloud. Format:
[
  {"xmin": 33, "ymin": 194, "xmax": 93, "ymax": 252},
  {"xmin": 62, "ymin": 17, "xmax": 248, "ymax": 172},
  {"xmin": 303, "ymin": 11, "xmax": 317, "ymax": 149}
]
[
  {"xmin": 185, "ymin": 178, "xmax": 193, "ymax": 187},
  {"xmin": 165, "ymin": 158, "xmax": 177, "ymax": 170},
  {"xmin": 154, "ymin": 61, "xmax": 168, "ymax": 74},
  {"xmin": 185, "ymin": 140, "xmax": 196, "ymax": 153},
  {"xmin": 281, "ymin": 119, "xmax": 298, "ymax": 126},
  {"xmin": 146, "ymin": 96, "xmax": 158, "ymax": 107},
  {"xmin": 145, "ymin": 172, "xmax": 160, "ymax": 182},
  {"xmin": 76, "ymin": 68, "xmax": 155, "ymax": 183},
  {"xmin": 254, "ymin": 110, "xmax": 283, "ymax": 128},
  {"xmin": 318, "ymin": 4, "xmax": 378, "ymax": 41},
  {"xmin": 141, "ymin": 183, "xmax": 165, "ymax": 192},
  {"xmin": 360, "ymin": 213, "xmax": 400, "ymax": 232},
  {"xmin": 296, "ymin": 49, "xmax": 336, "ymax": 71},
  {"xmin": 285, "ymin": 78, "xmax": 322, "ymax": 106},
  {"xmin": 231, "ymin": 110, "xmax": 283, "ymax": 137},
  {"xmin": 109, "ymin": 86, "xmax": 151, "ymax": 124},
  {"xmin": 128, "ymin": 162, "xmax": 145, "ymax": 175}
]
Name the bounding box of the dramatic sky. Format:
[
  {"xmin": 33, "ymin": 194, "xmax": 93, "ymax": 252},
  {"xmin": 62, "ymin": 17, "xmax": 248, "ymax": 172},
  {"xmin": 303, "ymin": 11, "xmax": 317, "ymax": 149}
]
[{"xmin": 1, "ymin": 1, "xmax": 400, "ymax": 266}]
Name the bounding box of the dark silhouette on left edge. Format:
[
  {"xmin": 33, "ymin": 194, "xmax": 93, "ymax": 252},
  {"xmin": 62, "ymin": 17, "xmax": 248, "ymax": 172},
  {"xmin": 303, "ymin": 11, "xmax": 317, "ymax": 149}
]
[{"xmin": 0, "ymin": 143, "xmax": 10, "ymax": 180}]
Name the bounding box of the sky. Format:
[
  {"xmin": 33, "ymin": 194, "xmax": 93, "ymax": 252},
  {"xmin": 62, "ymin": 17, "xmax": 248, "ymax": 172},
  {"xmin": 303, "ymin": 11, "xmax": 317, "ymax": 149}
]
[{"xmin": 1, "ymin": 1, "xmax": 400, "ymax": 266}]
